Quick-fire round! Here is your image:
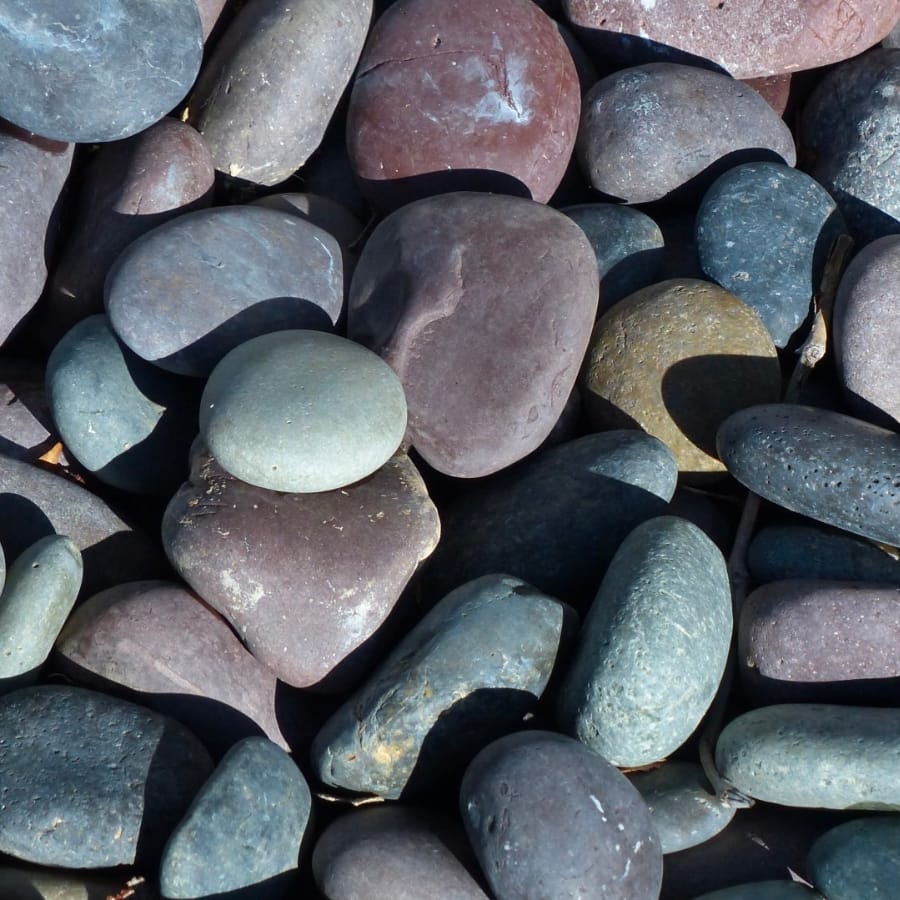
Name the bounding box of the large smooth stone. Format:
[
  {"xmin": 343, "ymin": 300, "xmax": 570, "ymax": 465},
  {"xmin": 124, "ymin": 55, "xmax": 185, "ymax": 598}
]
[
  {"xmin": 460, "ymin": 730, "xmax": 663, "ymax": 900},
  {"xmin": 577, "ymin": 63, "xmax": 796, "ymax": 204},
  {"xmin": 695, "ymin": 883, "xmax": 822, "ymax": 899},
  {"xmin": 717, "ymin": 404, "xmax": 900, "ymax": 547},
  {"xmin": 311, "ymin": 574, "xmax": 572, "ymax": 799},
  {"xmin": 193, "ymin": 0, "xmax": 371, "ymax": 185},
  {"xmin": 422, "ymin": 430, "xmax": 677, "ymax": 609},
  {"xmin": 581, "ymin": 278, "xmax": 782, "ymax": 480},
  {"xmin": 162, "ymin": 446, "xmax": 439, "ymax": 690},
  {"xmin": 833, "ymin": 234, "xmax": 900, "ymax": 426},
  {"xmin": 199, "ymin": 329, "xmax": 407, "ymax": 493},
  {"xmin": 47, "ymin": 315, "xmax": 199, "ymax": 494},
  {"xmin": 558, "ymin": 516, "xmax": 731, "ymax": 768},
  {"xmin": 696, "ymin": 161, "xmax": 847, "ymax": 348},
  {"xmin": 346, "ymin": 0, "xmax": 580, "ymax": 209},
  {"xmin": 0, "ymin": 1, "xmax": 203, "ymax": 142},
  {"xmin": 800, "ymin": 48, "xmax": 900, "ymax": 243},
  {"xmin": 715, "ymin": 704, "xmax": 900, "ymax": 809},
  {"xmin": 160, "ymin": 737, "xmax": 311, "ymax": 898},
  {"xmin": 348, "ymin": 191, "xmax": 599, "ymax": 478},
  {"xmin": 0, "ymin": 685, "xmax": 212, "ymax": 867},
  {"xmin": 105, "ymin": 205, "xmax": 344, "ymax": 377},
  {"xmin": 739, "ymin": 579, "xmax": 900, "ymax": 705},
  {"xmin": 807, "ymin": 815, "xmax": 900, "ymax": 900},
  {"xmin": 312, "ymin": 807, "xmax": 488, "ymax": 899},
  {"xmin": 55, "ymin": 580, "xmax": 298, "ymax": 754}
]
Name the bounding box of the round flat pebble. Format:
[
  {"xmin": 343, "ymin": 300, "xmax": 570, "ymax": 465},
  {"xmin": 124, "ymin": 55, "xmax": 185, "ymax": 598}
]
[
  {"xmin": 0, "ymin": 684, "xmax": 212, "ymax": 867},
  {"xmin": 717, "ymin": 404, "xmax": 900, "ymax": 547},
  {"xmin": 460, "ymin": 730, "xmax": 663, "ymax": 900},
  {"xmin": 0, "ymin": 1, "xmax": 203, "ymax": 143},
  {"xmin": 160, "ymin": 737, "xmax": 311, "ymax": 898},
  {"xmin": 833, "ymin": 234, "xmax": 900, "ymax": 426},
  {"xmin": 105, "ymin": 205, "xmax": 344, "ymax": 377},
  {"xmin": 581, "ymin": 278, "xmax": 782, "ymax": 480},
  {"xmin": 696, "ymin": 161, "xmax": 847, "ymax": 348},
  {"xmin": 200, "ymin": 329, "xmax": 406, "ymax": 493},
  {"xmin": 695, "ymin": 883, "xmax": 823, "ymax": 899},
  {"xmin": 577, "ymin": 63, "xmax": 796, "ymax": 204},
  {"xmin": 715, "ymin": 704, "xmax": 900, "ymax": 809},
  {"xmin": 558, "ymin": 516, "xmax": 731, "ymax": 768}
]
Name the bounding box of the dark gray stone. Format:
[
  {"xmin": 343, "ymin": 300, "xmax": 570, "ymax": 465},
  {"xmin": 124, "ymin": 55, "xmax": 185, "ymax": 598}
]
[
  {"xmin": 558, "ymin": 516, "xmax": 731, "ymax": 768},
  {"xmin": 0, "ymin": 1, "xmax": 203, "ymax": 142},
  {"xmin": 160, "ymin": 737, "xmax": 311, "ymax": 898},
  {"xmin": 460, "ymin": 730, "xmax": 663, "ymax": 900},
  {"xmin": 0, "ymin": 684, "xmax": 212, "ymax": 867},
  {"xmin": 695, "ymin": 883, "xmax": 822, "ymax": 899},
  {"xmin": 717, "ymin": 404, "xmax": 900, "ymax": 547},
  {"xmin": 696, "ymin": 161, "xmax": 847, "ymax": 347},
  {"xmin": 311, "ymin": 574, "xmax": 574, "ymax": 799}
]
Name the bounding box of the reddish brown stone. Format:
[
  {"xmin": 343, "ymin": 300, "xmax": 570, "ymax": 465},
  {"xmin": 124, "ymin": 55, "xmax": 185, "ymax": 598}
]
[{"xmin": 743, "ymin": 73, "xmax": 792, "ymax": 116}]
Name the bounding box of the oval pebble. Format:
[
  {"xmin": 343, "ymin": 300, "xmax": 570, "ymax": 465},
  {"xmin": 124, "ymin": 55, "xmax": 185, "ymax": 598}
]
[
  {"xmin": 717, "ymin": 404, "xmax": 900, "ymax": 547},
  {"xmin": 199, "ymin": 329, "xmax": 406, "ymax": 493},
  {"xmin": 715, "ymin": 704, "xmax": 900, "ymax": 809},
  {"xmin": 558, "ymin": 516, "xmax": 731, "ymax": 768},
  {"xmin": 460, "ymin": 730, "xmax": 663, "ymax": 900}
]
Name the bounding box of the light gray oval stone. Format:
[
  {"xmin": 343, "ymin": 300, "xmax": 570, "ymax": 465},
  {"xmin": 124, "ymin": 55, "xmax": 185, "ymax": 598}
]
[{"xmin": 200, "ymin": 329, "xmax": 407, "ymax": 492}]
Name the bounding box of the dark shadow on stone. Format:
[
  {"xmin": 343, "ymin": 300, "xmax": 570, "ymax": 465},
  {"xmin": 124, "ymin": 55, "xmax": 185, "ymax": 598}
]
[
  {"xmin": 0, "ymin": 493, "xmax": 55, "ymax": 560},
  {"xmin": 580, "ymin": 388, "xmax": 644, "ymax": 433},
  {"xmin": 826, "ymin": 187, "xmax": 900, "ymax": 247},
  {"xmin": 348, "ymin": 268, "xmax": 413, "ymax": 356},
  {"xmin": 842, "ymin": 388, "xmax": 900, "ymax": 432},
  {"xmin": 600, "ymin": 247, "xmax": 667, "ymax": 311},
  {"xmin": 742, "ymin": 671, "xmax": 900, "ymax": 708},
  {"xmin": 0, "ymin": 666, "xmax": 42, "ymax": 697}
]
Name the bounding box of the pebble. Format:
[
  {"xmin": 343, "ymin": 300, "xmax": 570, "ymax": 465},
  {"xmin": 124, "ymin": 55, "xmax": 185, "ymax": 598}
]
[
  {"xmin": 0, "ymin": 684, "xmax": 212, "ymax": 867},
  {"xmin": 557, "ymin": 516, "xmax": 731, "ymax": 768},
  {"xmin": 694, "ymin": 883, "xmax": 823, "ymax": 899},
  {"xmin": 715, "ymin": 704, "xmax": 900, "ymax": 809},
  {"xmin": 159, "ymin": 737, "xmax": 311, "ymax": 898},
  {"xmin": 460, "ymin": 730, "xmax": 663, "ymax": 900},
  {"xmin": 578, "ymin": 63, "xmax": 796, "ymax": 204},
  {"xmin": 200, "ymin": 329, "xmax": 407, "ymax": 493},
  {"xmin": 105, "ymin": 205, "xmax": 343, "ymax": 377},
  {"xmin": 581, "ymin": 278, "xmax": 782, "ymax": 480},
  {"xmin": 311, "ymin": 574, "xmax": 573, "ymax": 799},
  {"xmin": 348, "ymin": 191, "xmax": 599, "ymax": 477},
  {"xmin": 717, "ymin": 404, "xmax": 900, "ymax": 547},
  {"xmin": 696, "ymin": 161, "xmax": 847, "ymax": 348},
  {"xmin": 0, "ymin": 1, "xmax": 203, "ymax": 143}
]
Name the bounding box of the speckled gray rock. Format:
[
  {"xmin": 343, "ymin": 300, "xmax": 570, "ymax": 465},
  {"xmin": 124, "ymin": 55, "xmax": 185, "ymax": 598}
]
[
  {"xmin": 0, "ymin": 535, "xmax": 81, "ymax": 683},
  {"xmin": 47, "ymin": 315, "xmax": 199, "ymax": 494},
  {"xmin": 696, "ymin": 161, "xmax": 847, "ymax": 347},
  {"xmin": 191, "ymin": 0, "xmax": 372, "ymax": 185},
  {"xmin": 105, "ymin": 205, "xmax": 344, "ymax": 377},
  {"xmin": 833, "ymin": 234, "xmax": 900, "ymax": 427},
  {"xmin": 0, "ymin": 684, "xmax": 212, "ymax": 867},
  {"xmin": 160, "ymin": 737, "xmax": 311, "ymax": 898},
  {"xmin": 748, "ymin": 524, "xmax": 900, "ymax": 585},
  {"xmin": 807, "ymin": 815, "xmax": 900, "ymax": 900},
  {"xmin": 695, "ymin": 883, "xmax": 822, "ymax": 899},
  {"xmin": 800, "ymin": 48, "xmax": 900, "ymax": 244},
  {"xmin": 460, "ymin": 730, "xmax": 663, "ymax": 900},
  {"xmin": 0, "ymin": 1, "xmax": 203, "ymax": 143},
  {"xmin": 200, "ymin": 330, "xmax": 406, "ymax": 492},
  {"xmin": 560, "ymin": 204, "xmax": 665, "ymax": 309},
  {"xmin": 577, "ymin": 63, "xmax": 796, "ymax": 204},
  {"xmin": 422, "ymin": 430, "xmax": 677, "ymax": 610},
  {"xmin": 716, "ymin": 704, "xmax": 900, "ymax": 809},
  {"xmin": 628, "ymin": 761, "xmax": 735, "ymax": 854},
  {"xmin": 311, "ymin": 575, "xmax": 573, "ymax": 799},
  {"xmin": 717, "ymin": 404, "xmax": 900, "ymax": 547},
  {"xmin": 558, "ymin": 516, "xmax": 731, "ymax": 767}
]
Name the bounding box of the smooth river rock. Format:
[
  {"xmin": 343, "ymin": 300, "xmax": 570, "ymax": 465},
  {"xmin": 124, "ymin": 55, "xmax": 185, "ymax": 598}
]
[{"xmin": 717, "ymin": 404, "xmax": 900, "ymax": 547}]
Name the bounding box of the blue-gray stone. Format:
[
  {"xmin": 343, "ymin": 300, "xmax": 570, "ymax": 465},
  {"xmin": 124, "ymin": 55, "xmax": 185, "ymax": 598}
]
[
  {"xmin": 715, "ymin": 704, "xmax": 900, "ymax": 809},
  {"xmin": 560, "ymin": 204, "xmax": 665, "ymax": 309},
  {"xmin": 311, "ymin": 574, "xmax": 573, "ymax": 799},
  {"xmin": 696, "ymin": 161, "xmax": 847, "ymax": 347},
  {"xmin": 0, "ymin": 1, "xmax": 203, "ymax": 143},
  {"xmin": 47, "ymin": 315, "xmax": 199, "ymax": 494},
  {"xmin": 558, "ymin": 516, "xmax": 731, "ymax": 767},
  {"xmin": 695, "ymin": 883, "xmax": 823, "ymax": 899},
  {"xmin": 0, "ymin": 685, "xmax": 212, "ymax": 867},
  {"xmin": 807, "ymin": 815, "xmax": 900, "ymax": 900},
  {"xmin": 717, "ymin": 404, "xmax": 900, "ymax": 547},
  {"xmin": 160, "ymin": 737, "xmax": 311, "ymax": 898}
]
